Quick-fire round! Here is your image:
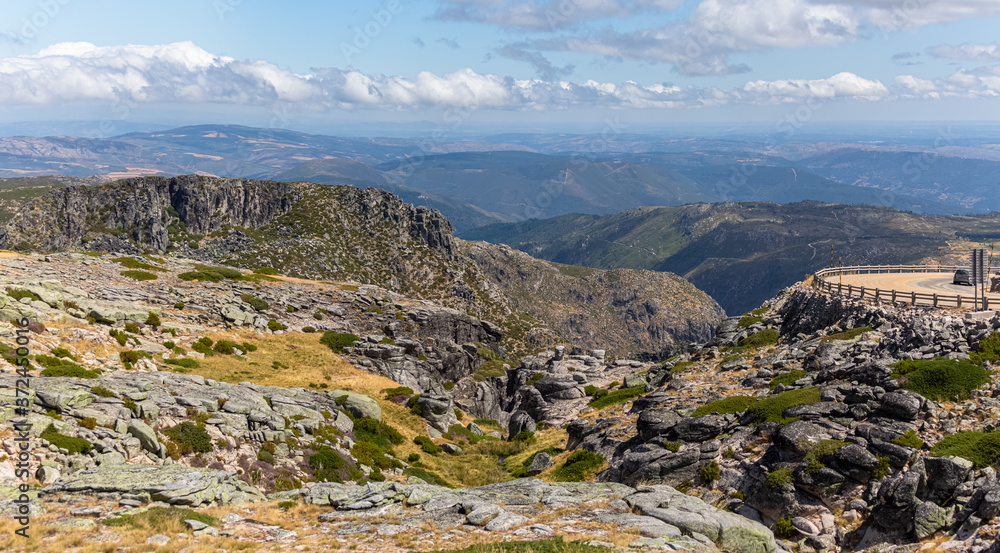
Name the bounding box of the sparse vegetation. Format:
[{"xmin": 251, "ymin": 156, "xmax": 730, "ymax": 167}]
[
  {"xmin": 165, "ymin": 422, "xmax": 213, "ymax": 455},
  {"xmin": 767, "ymin": 467, "xmax": 795, "ymax": 489},
  {"xmin": 320, "ymin": 331, "xmax": 359, "ymax": 353},
  {"xmin": 769, "ymin": 369, "xmax": 808, "ymax": 390},
  {"xmin": 821, "ymin": 326, "xmax": 874, "ymax": 343},
  {"xmin": 241, "ymin": 294, "xmax": 269, "ymax": 312},
  {"xmin": 40, "ymin": 424, "xmax": 92, "ymax": 454},
  {"xmin": 588, "ymin": 385, "xmax": 644, "ymax": 409},
  {"xmin": 692, "ymin": 395, "xmax": 758, "ymax": 417},
  {"xmin": 551, "ymin": 450, "xmax": 605, "ymax": 481},
  {"xmin": 892, "ymin": 429, "xmax": 925, "ymax": 449},
  {"xmin": 745, "ymin": 387, "xmax": 822, "ymax": 425},
  {"xmin": 737, "ymin": 328, "xmax": 779, "ymax": 349},
  {"xmin": 930, "ymin": 430, "xmax": 1000, "ymax": 469},
  {"xmin": 891, "ymin": 357, "xmax": 991, "ymax": 401}
]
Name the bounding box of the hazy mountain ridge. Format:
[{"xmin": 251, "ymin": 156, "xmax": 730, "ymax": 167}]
[{"xmin": 465, "ymin": 201, "xmax": 1000, "ymax": 315}]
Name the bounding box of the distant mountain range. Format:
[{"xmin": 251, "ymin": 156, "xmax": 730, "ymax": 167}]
[
  {"xmin": 0, "ymin": 124, "xmax": 998, "ymax": 234},
  {"xmin": 464, "ymin": 201, "xmax": 1000, "ymax": 315}
]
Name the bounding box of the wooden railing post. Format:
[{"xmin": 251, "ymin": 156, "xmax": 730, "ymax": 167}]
[
  {"xmin": 957, "ymin": 295, "xmax": 962, "ymax": 309},
  {"xmin": 933, "ymin": 294, "xmax": 938, "ymax": 307},
  {"xmin": 911, "ymin": 291, "xmax": 916, "ymax": 306}
]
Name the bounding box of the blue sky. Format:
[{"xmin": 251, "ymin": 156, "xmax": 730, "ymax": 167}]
[{"xmin": 1, "ymin": 0, "xmax": 1000, "ymax": 130}]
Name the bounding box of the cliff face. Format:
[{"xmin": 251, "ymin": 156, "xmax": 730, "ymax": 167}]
[
  {"xmin": 461, "ymin": 240, "xmax": 725, "ymax": 357},
  {"xmin": 0, "ymin": 176, "xmax": 303, "ymax": 253}
]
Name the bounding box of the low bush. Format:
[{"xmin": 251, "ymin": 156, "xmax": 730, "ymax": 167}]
[
  {"xmin": 588, "ymin": 385, "xmax": 644, "ymax": 409},
  {"xmin": 382, "ymin": 386, "xmax": 414, "ymax": 399},
  {"xmin": 213, "ymin": 339, "xmax": 242, "ymax": 355},
  {"xmin": 268, "ymin": 320, "xmax": 287, "ymax": 332},
  {"xmin": 473, "ymin": 360, "xmax": 506, "ymax": 382},
  {"xmin": 692, "ymin": 395, "xmax": 758, "ymax": 417},
  {"xmin": 302, "ymin": 326, "xmax": 316, "ymax": 333},
  {"xmin": 892, "ymin": 429, "xmax": 925, "ymax": 449},
  {"xmin": 552, "ymin": 450, "xmax": 605, "ymax": 481},
  {"xmin": 124, "ymin": 322, "xmax": 140, "ymax": 334},
  {"xmin": 930, "ymin": 430, "xmax": 1000, "ymax": 469},
  {"xmin": 165, "ymin": 422, "xmax": 213, "ymax": 455},
  {"xmin": 737, "ymin": 329, "xmax": 780, "ymax": 349},
  {"xmin": 354, "ymin": 417, "xmax": 405, "ymax": 447},
  {"xmin": 164, "ymin": 358, "xmax": 200, "ymax": 369},
  {"xmin": 699, "ymin": 460, "xmax": 720, "ymax": 483},
  {"xmin": 802, "ymin": 440, "xmax": 847, "ymax": 473},
  {"xmin": 414, "ymin": 436, "xmax": 443, "ymax": 455},
  {"xmin": 40, "ymin": 364, "xmax": 101, "ymax": 378},
  {"xmin": 120, "ymin": 270, "xmax": 158, "ymax": 281},
  {"xmin": 241, "ymin": 294, "xmax": 269, "ymax": 312},
  {"xmin": 7, "ymin": 288, "xmax": 40, "ymax": 302},
  {"xmin": 403, "ymin": 467, "xmax": 452, "ymax": 487},
  {"xmin": 104, "ymin": 507, "xmax": 216, "ymax": 531},
  {"xmin": 769, "ymin": 370, "xmax": 808, "ymax": 390},
  {"xmin": 40, "ymin": 424, "xmax": 92, "ymax": 454},
  {"xmin": 254, "ymin": 267, "xmax": 278, "ymax": 275},
  {"xmin": 775, "ymin": 517, "xmax": 796, "ymax": 539},
  {"xmin": 745, "ymin": 387, "xmax": 822, "ymax": 425},
  {"xmin": 972, "ymin": 332, "xmax": 1000, "ymax": 365},
  {"xmin": 766, "ymin": 467, "xmax": 795, "ymax": 489},
  {"xmin": 91, "ymin": 385, "xmax": 114, "ymax": 398},
  {"xmin": 892, "ymin": 357, "xmax": 991, "ymax": 401},
  {"xmin": 320, "ymin": 331, "xmax": 359, "ymax": 353}
]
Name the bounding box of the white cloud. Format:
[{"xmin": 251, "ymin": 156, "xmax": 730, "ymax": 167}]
[
  {"xmin": 741, "ymin": 72, "xmax": 890, "ymax": 102},
  {"xmin": 926, "ymin": 43, "xmax": 1000, "ymax": 62},
  {"xmin": 0, "ymin": 41, "xmax": 987, "ymax": 112},
  {"xmin": 431, "ymin": 0, "xmax": 672, "ymax": 31},
  {"xmin": 896, "ymin": 66, "xmax": 1000, "ymax": 99}
]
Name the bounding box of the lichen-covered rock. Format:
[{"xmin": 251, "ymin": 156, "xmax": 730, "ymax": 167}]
[{"xmin": 42, "ymin": 464, "xmax": 264, "ymax": 506}]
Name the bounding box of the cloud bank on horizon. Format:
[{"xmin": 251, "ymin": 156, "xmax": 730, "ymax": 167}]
[
  {"xmin": 0, "ymin": 41, "xmax": 995, "ymax": 112},
  {"xmin": 0, "ymin": 0, "xmax": 998, "ymax": 119}
]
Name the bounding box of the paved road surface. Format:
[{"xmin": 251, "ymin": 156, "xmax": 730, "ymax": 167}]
[{"xmin": 827, "ymin": 271, "xmax": 1000, "ymax": 301}]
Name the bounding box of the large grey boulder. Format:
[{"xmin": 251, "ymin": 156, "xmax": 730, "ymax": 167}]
[
  {"xmin": 127, "ymin": 419, "xmax": 160, "ymax": 455},
  {"xmin": 330, "ymin": 390, "xmax": 382, "ymax": 421},
  {"xmin": 626, "ymin": 486, "xmax": 777, "ymax": 553},
  {"xmin": 923, "ymin": 455, "xmax": 973, "ymax": 503},
  {"xmin": 415, "ymin": 394, "xmax": 458, "ymax": 433},
  {"xmin": 42, "ymin": 464, "xmax": 264, "ymax": 506}
]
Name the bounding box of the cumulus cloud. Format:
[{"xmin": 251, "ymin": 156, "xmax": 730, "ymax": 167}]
[
  {"xmin": 926, "ymin": 43, "xmax": 1000, "ymax": 62},
  {"xmin": 895, "ymin": 65, "xmax": 1000, "ymax": 99},
  {"xmin": 0, "ymin": 41, "xmax": 975, "ymax": 112},
  {"xmin": 891, "ymin": 52, "xmax": 921, "ymax": 66}
]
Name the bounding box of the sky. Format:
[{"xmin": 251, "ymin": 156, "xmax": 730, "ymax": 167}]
[{"xmin": 1, "ymin": 0, "xmax": 1000, "ymax": 132}]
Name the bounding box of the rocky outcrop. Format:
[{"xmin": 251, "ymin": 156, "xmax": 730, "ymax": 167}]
[
  {"xmin": 462, "ymin": 241, "xmax": 725, "ymax": 358},
  {"xmin": 305, "ymin": 478, "xmax": 776, "ymax": 553},
  {"xmin": 41, "ymin": 464, "xmax": 264, "ymax": 506}
]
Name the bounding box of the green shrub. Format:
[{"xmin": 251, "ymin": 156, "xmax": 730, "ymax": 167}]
[
  {"xmin": 473, "ymin": 360, "xmax": 506, "ymax": 382},
  {"xmin": 50, "ymin": 347, "xmax": 76, "ymax": 360},
  {"xmin": 583, "ymin": 385, "xmax": 600, "ymax": 396},
  {"xmin": 191, "ymin": 341, "xmax": 214, "ymax": 356},
  {"xmin": 268, "ymin": 320, "xmax": 287, "ymax": 332},
  {"xmin": 320, "ymin": 331, "xmax": 359, "ymax": 353},
  {"xmin": 930, "ymin": 430, "xmax": 1000, "ymax": 469},
  {"xmin": 552, "ymin": 450, "xmax": 605, "ymax": 481},
  {"xmin": 351, "ymin": 440, "xmax": 401, "ymax": 471},
  {"xmin": 121, "ymin": 270, "xmax": 158, "ymax": 281},
  {"xmin": 278, "ymin": 500, "xmax": 296, "ymax": 511},
  {"xmin": 254, "ymin": 267, "xmax": 278, "ymax": 275},
  {"xmin": 6, "ymin": 288, "xmax": 40, "ymax": 302},
  {"xmin": 242, "ymin": 342, "xmax": 257, "ymax": 352},
  {"xmin": 403, "ymin": 467, "xmax": 452, "ymax": 487},
  {"xmin": 769, "ymin": 370, "xmax": 808, "ymax": 390},
  {"xmin": 213, "ymin": 340, "xmax": 241, "ymax": 355},
  {"xmin": 163, "ymin": 341, "xmax": 176, "ymax": 350},
  {"xmin": 663, "ymin": 441, "xmax": 680, "ymax": 452},
  {"xmin": 40, "ymin": 424, "xmax": 92, "ymax": 454},
  {"xmin": 164, "ymin": 358, "xmax": 200, "ymax": 369},
  {"xmin": 257, "ymin": 449, "xmax": 276, "ymax": 465},
  {"xmin": 802, "ymin": 440, "xmax": 847, "ymax": 473},
  {"xmin": 444, "ymin": 381, "xmax": 455, "ymax": 390},
  {"xmin": 302, "ymin": 326, "xmax": 316, "ymax": 333},
  {"xmin": 381, "ymin": 386, "xmax": 414, "ymax": 399},
  {"xmin": 313, "ymin": 312, "xmax": 323, "ymax": 320},
  {"xmin": 241, "ymin": 294, "xmax": 269, "ymax": 312},
  {"xmin": 119, "ymin": 350, "xmax": 140, "ymax": 368},
  {"xmin": 40, "ymin": 364, "xmax": 101, "ymax": 378},
  {"xmin": 80, "ymin": 417, "xmax": 97, "ymax": 430},
  {"xmin": 775, "ymin": 517, "xmax": 796, "ymax": 539},
  {"xmin": 745, "ymin": 387, "xmax": 822, "ymax": 425},
  {"xmin": 892, "ymin": 357, "xmax": 991, "ymax": 401},
  {"xmin": 892, "ymin": 430, "xmax": 925, "ymax": 449},
  {"xmin": 512, "ymin": 430, "xmax": 537, "ymax": 443},
  {"xmin": 737, "ymin": 315, "xmax": 763, "ymax": 328},
  {"xmin": 821, "ymin": 326, "xmax": 874, "ymax": 343},
  {"xmin": 44, "ymin": 409, "xmax": 61, "ymax": 420},
  {"xmin": 874, "ymin": 454, "xmax": 891, "ymax": 478},
  {"xmin": 174, "ymin": 302, "xmax": 185, "ymax": 309},
  {"xmin": 414, "ymin": 436, "xmax": 442, "ymax": 455},
  {"xmin": 91, "ymin": 385, "xmax": 114, "ymax": 398},
  {"xmin": 699, "ymin": 460, "xmax": 720, "ymax": 483},
  {"xmin": 109, "ymin": 328, "xmax": 128, "ymax": 346},
  {"xmin": 354, "ymin": 417, "xmax": 405, "ymax": 447},
  {"xmin": 588, "ymin": 386, "xmax": 644, "ymax": 409},
  {"xmin": 104, "ymin": 507, "xmax": 216, "ymax": 531},
  {"xmin": 692, "ymin": 395, "xmax": 759, "ymax": 417},
  {"xmin": 737, "ymin": 329, "xmax": 779, "ymax": 349},
  {"xmin": 165, "ymin": 422, "xmax": 213, "ymax": 454},
  {"xmin": 972, "ymin": 332, "xmax": 1000, "ymax": 365},
  {"xmin": 528, "ymin": 373, "xmax": 544, "ymax": 385},
  {"xmin": 124, "ymin": 322, "xmax": 140, "ymax": 334},
  {"xmin": 766, "ymin": 468, "xmax": 795, "ymax": 489}
]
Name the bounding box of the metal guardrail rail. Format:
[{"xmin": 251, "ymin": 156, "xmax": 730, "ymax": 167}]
[{"xmin": 814, "ymin": 265, "xmax": 997, "ymax": 310}]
